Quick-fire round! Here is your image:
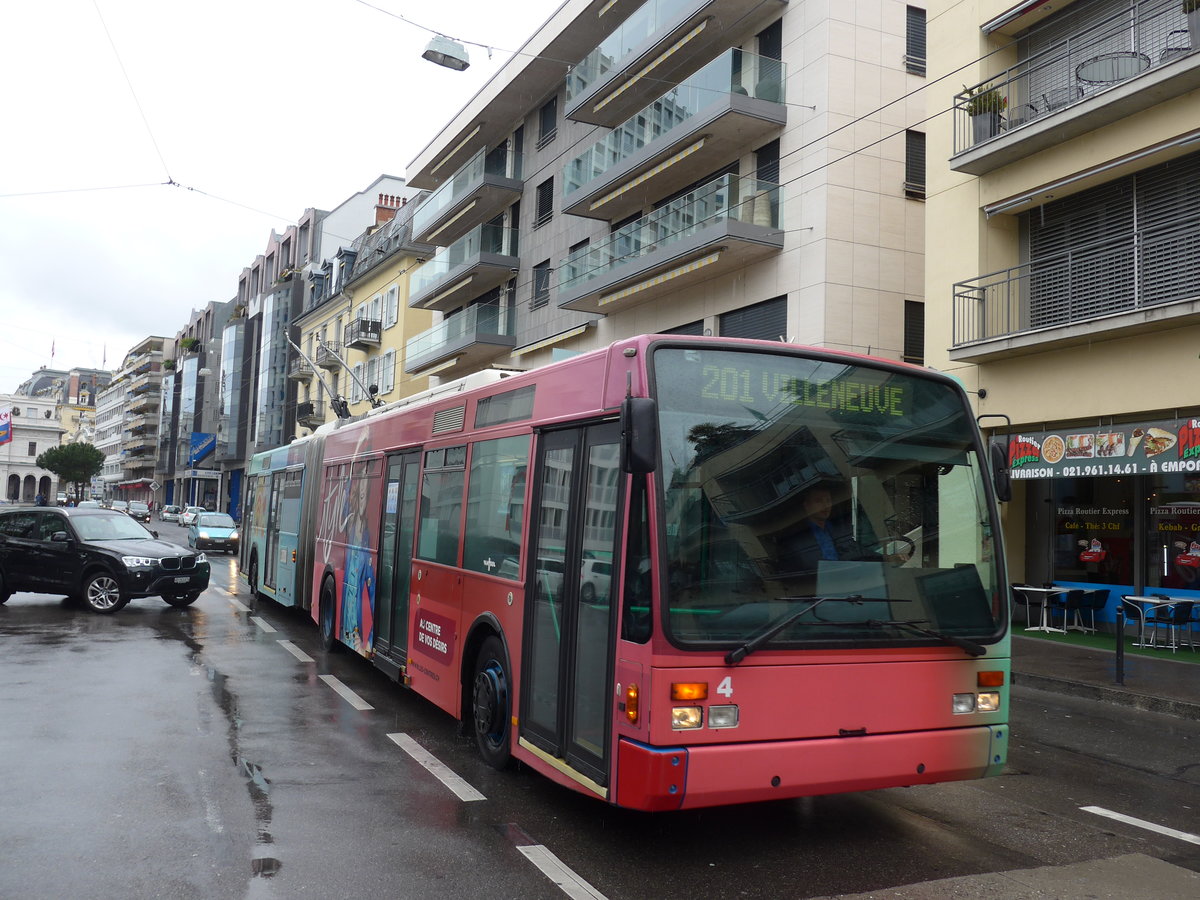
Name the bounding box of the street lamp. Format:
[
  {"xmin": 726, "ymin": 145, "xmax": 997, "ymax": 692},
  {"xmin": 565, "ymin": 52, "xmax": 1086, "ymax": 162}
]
[{"xmin": 422, "ymin": 35, "xmax": 470, "ymax": 71}]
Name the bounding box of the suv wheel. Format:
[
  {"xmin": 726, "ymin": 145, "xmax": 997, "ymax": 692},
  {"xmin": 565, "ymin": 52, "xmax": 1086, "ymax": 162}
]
[
  {"xmin": 163, "ymin": 591, "xmax": 201, "ymax": 608},
  {"xmin": 83, "ymin": 572, "xmax": 124, "ymax": 614},
  {"xmin": 0, "ymin": 569, "xmax": 9, "ymax": 604}
]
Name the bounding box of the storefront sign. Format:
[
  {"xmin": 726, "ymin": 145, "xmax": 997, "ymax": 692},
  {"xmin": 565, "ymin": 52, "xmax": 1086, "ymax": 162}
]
[{"xmin": 1000, "ymin": 416, "xmax": 1200, "ymax": 479}]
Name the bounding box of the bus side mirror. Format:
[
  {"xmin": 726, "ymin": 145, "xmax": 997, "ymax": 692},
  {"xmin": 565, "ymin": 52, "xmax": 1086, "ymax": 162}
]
[
  {"xmin": 990, "ymin": 442, "xmax": 1011, "ymax": 503},
  {"xmin": 621, "ymin": 397, "xmax": 658, "ymax": 475}
]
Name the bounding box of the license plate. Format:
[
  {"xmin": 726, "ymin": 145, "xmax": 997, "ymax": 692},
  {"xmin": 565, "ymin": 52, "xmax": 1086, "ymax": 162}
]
[{"xmin": 174, "ymin": 576, "xmax": 189, "ymax": 584}]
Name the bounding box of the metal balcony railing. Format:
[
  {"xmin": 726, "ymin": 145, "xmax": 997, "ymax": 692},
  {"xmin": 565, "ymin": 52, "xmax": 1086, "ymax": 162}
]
[
  {"xmin": 288, "ymin": 357, "xmax": 314, "ymax": 379},
  {"xmin": 952, "ymin": 212, "xmax": 1200, "ymax": 346},
  {"xmin": 296, "ymin": 400, "xmax": 326, "ymax": 426},
  {"xmin": 315, "ymin": 342, "xmax": 342, "ymax": 370},
  {"xmin": 953, "ymin": 0, "xmax": 1191, "ymax": 154},
  {"xmin": 345, "ymin": 318, "xmax": 382, "ymax": 349},
  {"xmin": 557, "ymin": 173, "xmax": 780, "ymax": 291}
]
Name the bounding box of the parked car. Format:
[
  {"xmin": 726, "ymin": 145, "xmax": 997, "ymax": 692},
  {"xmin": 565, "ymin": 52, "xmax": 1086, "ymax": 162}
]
[
  {"xmin": 159, "ymin": 504, "xmax": 182, "ymax": 523},
  {"xmin": 579, "ymin": 558, "xmax": 612, "ymax": 603},
  {"xmin": 0, "ymin": 507, "xmax": 210, "ymax": 613},
  {"xmin": 127, "ymin": 501, "xmax": 151, "ymax": 523},
  {"xmin": 179, "ymin": 506, "xmax": 206, "ymax": 527},
  {"xmin": 187, "ymin": 512, "xmax": 239, "ymax": 554}
]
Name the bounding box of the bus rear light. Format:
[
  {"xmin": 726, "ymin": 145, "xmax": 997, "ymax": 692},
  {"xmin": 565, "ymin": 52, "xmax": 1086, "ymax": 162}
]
[
  {"xmin": 978, "ymin": 670, "xmax": 1004, "ymax": 687},
  {"xmin": 672, "ymin": 707, "xmax": 703, "ymax": 729},
  {"xmin": 952, "ymin": 693, "xmax": 976, "ymax": 714},
  {"xmin": 977, "ymin": 692, "xmax": 1001, "ymax": 712},
  {"xmin": 707, "ymin": 705, "xmax": 739, "ymax": 728},
  {"xmin": 671, "ymin": 682, "xmax": 708, "ymax": 701},
  {"xmin": 625, "ymin": 684, "xmax": 639, "ymax": 724}
]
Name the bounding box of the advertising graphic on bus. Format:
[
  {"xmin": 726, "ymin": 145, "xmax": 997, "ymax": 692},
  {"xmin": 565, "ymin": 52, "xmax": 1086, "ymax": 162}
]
[{"xmin": 240, "ymin": 335, "xmax": 1010, "ymax": 810}]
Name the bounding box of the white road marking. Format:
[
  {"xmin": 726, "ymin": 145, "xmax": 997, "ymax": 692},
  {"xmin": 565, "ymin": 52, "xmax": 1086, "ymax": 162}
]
[
  {"xmin": 388, "ymin": 733, "xmax": 485, "ymax": 802},
  {"xmin": 319, "ymin": 674, "xmax": 374, "ymax": 710},
  {"xmin": 250, "ymin": 616, "xmax": 277, "ymax": 633},
  {"xmin": 229, "ymin": 598, "xmax": 251, "ymax": 613},
  {"xmin": 517, "ymin": 844, "xmax": 609, "ymax": 900},
  {"xmin": 277, "ymin": 640, "xmax": 314, "ymax": 663},
  {"xmin": 1081, "ymin": 806, "xmax": 1200, "ymax": 845}
]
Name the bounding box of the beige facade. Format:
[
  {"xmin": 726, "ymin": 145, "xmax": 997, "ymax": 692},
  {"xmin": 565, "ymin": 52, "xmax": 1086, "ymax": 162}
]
[{"xmin": 927, "ymin": 0, "xmax": 1200, "ymax": 598}]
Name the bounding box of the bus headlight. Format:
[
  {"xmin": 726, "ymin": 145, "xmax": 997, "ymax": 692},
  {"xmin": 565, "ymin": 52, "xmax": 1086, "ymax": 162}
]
[
  {"xmin": 952, "ymin": 693, "xmax": 976, "ymax": 714},
  {"xmin": 708, "ymin": 705, "xmax": 739, "ymax": 728},
  {"xmin": 672, "ymin": 707, "xmax": 703, "ymax": 729},
  {"xmin": 977, "ymin": 692, "xmax": 1001, "ymax": 712}
]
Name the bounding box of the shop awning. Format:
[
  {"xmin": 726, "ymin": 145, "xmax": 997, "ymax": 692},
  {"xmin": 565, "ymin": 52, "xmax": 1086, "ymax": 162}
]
[{"xmin": 994, "ymin": 416, "xmax": 1200, "ymax": 480}]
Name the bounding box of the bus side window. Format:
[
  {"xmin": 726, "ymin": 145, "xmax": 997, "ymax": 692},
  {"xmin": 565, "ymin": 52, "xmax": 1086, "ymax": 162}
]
[{"xmin": 621, "ymin": 476, "xmax": 652, "ymax": 643}]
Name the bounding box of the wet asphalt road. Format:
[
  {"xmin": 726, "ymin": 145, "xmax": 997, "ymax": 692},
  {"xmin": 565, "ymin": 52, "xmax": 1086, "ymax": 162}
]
[{"xmin": 1, "ymin": 521, "xmax": 1198, "ymax": 900}]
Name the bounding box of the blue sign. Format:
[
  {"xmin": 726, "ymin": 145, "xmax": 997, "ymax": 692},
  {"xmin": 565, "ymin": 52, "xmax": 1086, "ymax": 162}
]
[{"xmin": 189, "ymin": 432, "xmax": 216, "ymax": 466}]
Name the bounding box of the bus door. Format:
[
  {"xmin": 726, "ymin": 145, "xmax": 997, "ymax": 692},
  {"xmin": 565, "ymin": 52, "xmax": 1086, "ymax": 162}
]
[
  {"xmin": 264, "ymin": 473, "xmax": 283, "ymax": 589},
  {"xmin": 375, "ymin": 450, "xmax": 421, "ymax": 672},
  {"xmin": 521, "ymin": 422, "xmax": 622, "ymax": 787}
]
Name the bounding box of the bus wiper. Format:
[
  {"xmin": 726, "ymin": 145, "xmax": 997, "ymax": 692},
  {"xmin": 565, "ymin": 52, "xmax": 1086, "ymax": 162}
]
[
  {"xmin": 724, "ymin": 596, "xmax": 884, "ymax": 665},
  {"xmin": 857, "ymin": 619, "xmax": 987, "ymax": 657}
]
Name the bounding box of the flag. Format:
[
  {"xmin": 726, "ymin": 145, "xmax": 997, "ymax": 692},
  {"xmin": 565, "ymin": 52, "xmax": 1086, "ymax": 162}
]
[{"xmin": 0, "ymin": 407, "xmax": 11, "ymax": 447}]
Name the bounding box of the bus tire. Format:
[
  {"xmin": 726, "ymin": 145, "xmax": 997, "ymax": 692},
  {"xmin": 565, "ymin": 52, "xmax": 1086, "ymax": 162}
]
[
  {"xmin": 319, "ymin": 578, "xmax": 338, "ymax": 652},
  {"xmin": 247, "ymin": 553, "xmax": 259, "ymax": 600},
  {"xmin": 471, "ymin": 635, "xmax": 512, "ymax": 769}
]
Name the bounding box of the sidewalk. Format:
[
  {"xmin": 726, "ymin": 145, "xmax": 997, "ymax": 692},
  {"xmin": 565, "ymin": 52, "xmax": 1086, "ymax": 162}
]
[{"xmin": 1012, "ymin": 634, "xmax": 1200, "ymax": 720}]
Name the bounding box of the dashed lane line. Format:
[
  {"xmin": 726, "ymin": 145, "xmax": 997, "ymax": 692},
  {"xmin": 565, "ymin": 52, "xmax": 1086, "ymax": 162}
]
[
  {"xmin": 1081, "ymin": 806, "xmax": 1200, "ymax": 845},
  {"xmin": 517, "ymin": 843, "xmax": 609, "ymax": 900},
  {"xmin": 250, "ymin": 616, "xmax": 277, "ymax": 633},
  {"xmin": 319, "ymin": 674, "xmax": 374, "ymax": 711},
  {"xmin": 388, "ymin": 733, "xmax": 486, "ymax": 802},
  {"xmin": 228, "ymin": 598, "xmax": 252, "ymax": 613},
  {"xmin": 277, "ymin": 640, "xmax": 314, "ymax": 663}
]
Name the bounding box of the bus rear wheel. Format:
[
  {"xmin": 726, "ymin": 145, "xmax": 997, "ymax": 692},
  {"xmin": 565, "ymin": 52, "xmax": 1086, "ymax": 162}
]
[
  {"xmin": 319, "ymin": 579, "xmax": 338, "ymax": 652},
  {"xmin": 247, "ymin": 554, "xmax": 259, "ymax": 600},
  {"xmin": 471, "ymin": 636, "xmax": 512, "ymax": 769}
]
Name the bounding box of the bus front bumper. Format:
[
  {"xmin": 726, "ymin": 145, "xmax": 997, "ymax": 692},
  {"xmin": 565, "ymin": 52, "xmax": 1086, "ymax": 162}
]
[{"xmin": 615, "ymin": 724, "xmax": 1007, "ymax": 811}]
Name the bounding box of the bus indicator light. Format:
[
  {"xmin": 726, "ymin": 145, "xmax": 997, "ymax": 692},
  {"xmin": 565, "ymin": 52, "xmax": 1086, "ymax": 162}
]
[
  {"xmin": 978, "ymin": 671, "xmax": 1004, "ymax": 687},
  {"xmin": 671, "ymin": 682, "xmax": 708, "ymax": 701},
  {"xmin": 625, "ymin": 684, "xmax": 639, "ymax": 724}
]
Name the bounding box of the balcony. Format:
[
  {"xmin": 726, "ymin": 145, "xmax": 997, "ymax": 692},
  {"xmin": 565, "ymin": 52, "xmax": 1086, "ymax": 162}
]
[
  {"xmin": 288, "ymin": 357, "xmax": 314, "ymax": 381},
  {"xmin": 127, "ymin": 392, "xmax": 159, "ymax": 414},
  {"xmin": 296, "ymin": 400, "xmax": 326, "ymax": 428},
  {"xmin": 564, "ymin": 0, "xmax": 785, "ymax": 127},
  {"xmin": 127, "ymin": 373, "xmax": 158, "ymax": 395},
  {"xmin": 404, "ymin": 303, "xmax": 516, "ymax": 377},
  {"xmin": 345, "ymin": 318, "xmax": 382, "ymax": 350},
  {"xmin": 557, "ymin": 173, "xmax": 782, "ymax": 315},
  {"xmin": 563, "ymin": 48, "xmax": 785, "ymax": 222},
  {"xmin": 408, "ymin": 225, "xmax": 520, "ymax": 313},
  {"xmin": 951, "ymin": 0, "xmax": 1200, "ymax": 175},
  {"xmin": 315, "ymin": 342, "xmax": 342, "ymax": 370},
  {"xmin": 950, "ymin": 213, "xmax": 1200, "ymax": 362},
  {"xmin": 122, "ymin": 435, "xmax": 156, "ymax": 454},
  {"xmin": 410, "ymin": 146, "xmax": 523, "ymax": 246}
]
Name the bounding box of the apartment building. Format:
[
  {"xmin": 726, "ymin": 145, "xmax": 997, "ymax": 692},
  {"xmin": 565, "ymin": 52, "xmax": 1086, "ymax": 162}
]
[
  {"xmin": 294, "ymin": 193, "xmax": 434, "ymax": 432},
  {"xmin": 93, "ymin": 336, "xmax": 167, "ymax": 504},
  {"xmin": 926, "ymin": 0, "xmax": 1200, "ymax": 621},
  {"xmin": 403, "ymin": 0, "xmax": 930, "ymax": 378}
]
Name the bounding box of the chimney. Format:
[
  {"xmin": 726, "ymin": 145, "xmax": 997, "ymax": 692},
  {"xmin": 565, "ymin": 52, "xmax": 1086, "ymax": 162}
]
[{"xmin": 375, "ymin": 193, "xmax": 401, "ymax": 226}]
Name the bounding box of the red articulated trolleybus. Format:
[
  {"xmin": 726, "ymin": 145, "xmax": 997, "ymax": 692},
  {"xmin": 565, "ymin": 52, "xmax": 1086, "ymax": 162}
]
[{"xmin": 243, "ymin": 335, "xmax": 1011, "ymax": 810}]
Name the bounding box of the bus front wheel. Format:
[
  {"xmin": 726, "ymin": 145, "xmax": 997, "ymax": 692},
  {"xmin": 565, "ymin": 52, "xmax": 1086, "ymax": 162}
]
[
  {"xmin": 319, "ymin": 579, "xmax": 338, "ymax": 652},
  {"xmin": 471, "ymin": 636, "xmax": 512, "ymax": 769},
  {"xmin": 247, "ymin": 553, "xmax": 259, "ymax": 600}
]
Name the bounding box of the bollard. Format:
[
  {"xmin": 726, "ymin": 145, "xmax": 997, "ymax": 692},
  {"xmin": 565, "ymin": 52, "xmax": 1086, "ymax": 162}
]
[{"xmin": 1115, "ymin": 601, "xmax": 1125, "ymax": 686}]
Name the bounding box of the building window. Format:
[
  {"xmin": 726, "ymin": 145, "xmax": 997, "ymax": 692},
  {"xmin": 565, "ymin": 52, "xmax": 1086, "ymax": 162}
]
[
  {"xmin": 534, "ymin": 178, "xmax": 554, "ymax": 229},
  {"xmin": 755, "ymin": 139, "xmax": 780, "ymax": 187},
  {"xmin": 905, "ymin": 130, "xmax": 926, "ymax": 200},
  {"xmin": 903, "ymin": 301, "xmax": 925, "ymax": 365},
  {"xmin": 28, "ymin": 442, "xmax": 36, "ymax": 457},
  {"xmin": 532, "ymin": 260, "xmax": 552, "ymax": 309},
  {"xmin": 905, "ymin": 6, "xmax": 926, "ymax": 76},
  {"xmin": 381, "ymin": 350, "xmax": 396, "ymax": 394},
  {"xmin": 537, "ymin": 96, "xmax": 558, "ymax": 149},
  {"xmin": 719, "ymin": 296, "xmax": 787, "ymax": 341},
  {"xmin": 384, "ymin": 286, "xmax": 399, "ymax": 328}
]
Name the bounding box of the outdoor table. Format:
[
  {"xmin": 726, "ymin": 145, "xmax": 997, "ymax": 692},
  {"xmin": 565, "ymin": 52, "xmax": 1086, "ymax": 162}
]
[
  {"xmin": 1122, "ymin": 595, "xmax": 1179, "ymax": 648},
  {"xmin": 1076, "ymin": 51, "xmax": 1151, "ymax": 84},
  {"xmin": 1014, "ymin": 586, "xmax": 1068, "ymax": 633}
]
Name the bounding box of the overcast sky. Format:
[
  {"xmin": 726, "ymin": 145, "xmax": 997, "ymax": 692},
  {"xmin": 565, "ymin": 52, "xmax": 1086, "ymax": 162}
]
[{"xmin": 0, "ymin": 0, "xmax": 565, "ymax": 394}]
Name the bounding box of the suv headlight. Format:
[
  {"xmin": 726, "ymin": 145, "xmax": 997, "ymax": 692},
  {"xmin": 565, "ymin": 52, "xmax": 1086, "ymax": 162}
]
[
  {"xmin": 122, "ymin": 556, "xmax": 156, "ymax": 568},
  {"xmin": 195, "ymin": 552, "xmax": 208, "ymax": 563}
]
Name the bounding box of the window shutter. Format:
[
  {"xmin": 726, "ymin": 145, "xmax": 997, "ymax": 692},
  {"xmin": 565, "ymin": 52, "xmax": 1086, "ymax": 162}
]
[
  {"xmin": 905, "ymin": 7, "xmax": 927, "ymax": 76},
  {"xmin": 905, "ymin": 130, "xmax": 926, "ymax": 199},
  {"xmin": 719, "ymin": 296, "xmax": 787, "ymax": 340},
  {"xmin": 385, "ymin": 286, "xmax": 399, "ymax": 328},
  {"xmin": 903, "ymin": 301, "xmax": 925, "ymax": 364},
  {"xmin": 535, "ymin": 178, "xmax": 554, "ymax": 228}
]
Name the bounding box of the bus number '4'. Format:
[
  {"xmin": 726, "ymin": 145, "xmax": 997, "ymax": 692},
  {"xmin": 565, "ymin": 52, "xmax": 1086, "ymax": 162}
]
[{"xmin": 716, "ymin": 677, "xmax": 733, "ymax": 698}]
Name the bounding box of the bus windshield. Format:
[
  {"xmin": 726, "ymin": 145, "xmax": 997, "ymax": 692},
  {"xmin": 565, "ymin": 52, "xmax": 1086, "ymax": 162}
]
[{"xmin": 652, "ymin": 346, "xmax": 1002, "ymax": 650}]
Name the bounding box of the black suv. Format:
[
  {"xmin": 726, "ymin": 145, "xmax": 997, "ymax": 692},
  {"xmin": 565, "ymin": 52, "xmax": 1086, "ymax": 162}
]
[{"xmin": 0, "ymin": 507, "xmax": 211, "ymax": 614}]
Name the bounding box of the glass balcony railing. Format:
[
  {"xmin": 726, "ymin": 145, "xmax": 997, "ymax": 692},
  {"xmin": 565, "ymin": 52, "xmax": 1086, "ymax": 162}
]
[
  {"xmin": 558, "ymin": 173, "xmax": 780, "ymax": 291},
  {"xmin": 953, "ymin": 0, "xmax": 1191, "ymax": 154},
  {"xmin": 411, "ymin": 146, "xmax": 523, "ymax": 239},
  {"xmin": 410, "ymin": 225, "xmax": 520, "ymax": 297},
  {"xmin": 405, "ymin": 302, "xmax": 514, "ymax": 366},
  {"xmin": 564, "ymin": 48, "xmax": 785, "ymax": 198},
  {"xmin": 566, "ymin": 0, "xmax": 695, "ymax": 104}
]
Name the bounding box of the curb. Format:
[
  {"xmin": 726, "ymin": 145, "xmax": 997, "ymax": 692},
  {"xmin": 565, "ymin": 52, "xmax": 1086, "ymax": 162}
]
[{"xmin": 1012, "ymin": 670, "xmax": 1200, "ymax": 721}]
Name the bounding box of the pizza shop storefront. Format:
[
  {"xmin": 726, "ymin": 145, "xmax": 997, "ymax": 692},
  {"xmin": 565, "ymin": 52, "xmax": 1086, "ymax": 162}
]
[{"xmin": 1004, "ymin": 415, "xmax": 1200, "ymax": 630}]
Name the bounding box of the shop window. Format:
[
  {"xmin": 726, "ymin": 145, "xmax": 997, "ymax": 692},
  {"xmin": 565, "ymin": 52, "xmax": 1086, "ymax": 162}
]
[
  {"xmin": 1146, "ymin": 473, "xmax": 1200, "ymax": 593},
  {"xmin": 1029, "ymin": 477, "xmax": 1134, "ymax": 586}
]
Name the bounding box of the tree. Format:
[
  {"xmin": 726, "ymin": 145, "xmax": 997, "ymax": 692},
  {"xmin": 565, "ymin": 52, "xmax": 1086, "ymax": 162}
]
[{"xmin": 36, "ymin": 443, "xmax": 104, "ymax": 501}]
